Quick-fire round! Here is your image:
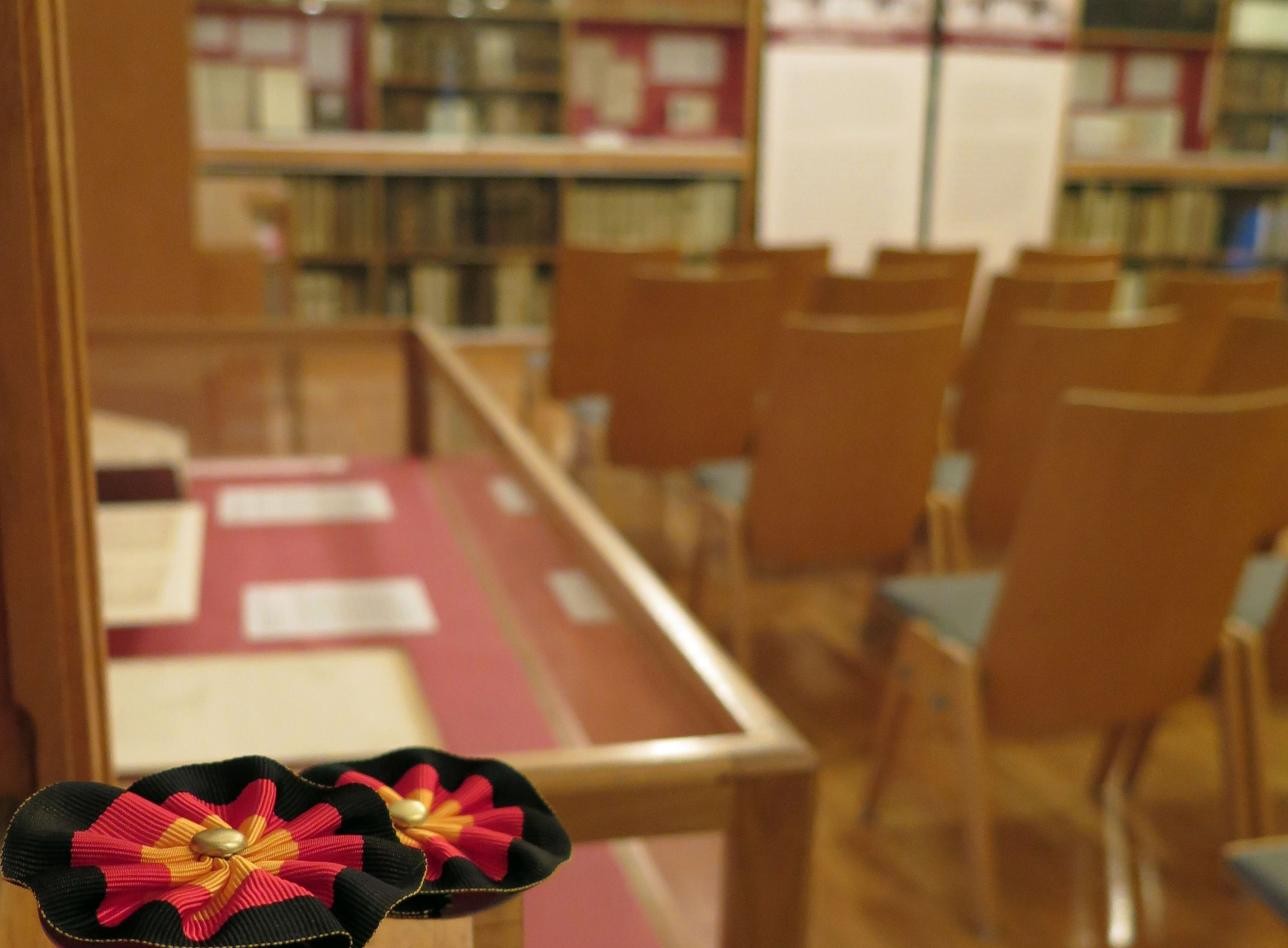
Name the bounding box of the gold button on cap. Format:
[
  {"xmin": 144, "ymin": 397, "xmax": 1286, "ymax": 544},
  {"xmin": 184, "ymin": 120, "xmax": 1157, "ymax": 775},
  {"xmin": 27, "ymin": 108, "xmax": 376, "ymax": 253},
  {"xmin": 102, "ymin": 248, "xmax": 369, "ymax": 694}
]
[
  {"xmin": 190, "ymin": 828, "xmax": 247, "ymax": 859},
  {"xmin": 388, "ymin": 798, "xmax": 428, "ymax": 828}
]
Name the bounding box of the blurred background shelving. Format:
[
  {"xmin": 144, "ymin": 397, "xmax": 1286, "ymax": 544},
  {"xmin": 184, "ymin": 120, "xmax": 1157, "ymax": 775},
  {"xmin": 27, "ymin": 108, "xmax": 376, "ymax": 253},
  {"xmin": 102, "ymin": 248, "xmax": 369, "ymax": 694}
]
[
  {"xmin": 189, "ymin": 0, "xmax": 760, "ymax": 325},
  {"xmin": 1059, "ymin": 0, "xmax": 1288, "ymax": 287}
]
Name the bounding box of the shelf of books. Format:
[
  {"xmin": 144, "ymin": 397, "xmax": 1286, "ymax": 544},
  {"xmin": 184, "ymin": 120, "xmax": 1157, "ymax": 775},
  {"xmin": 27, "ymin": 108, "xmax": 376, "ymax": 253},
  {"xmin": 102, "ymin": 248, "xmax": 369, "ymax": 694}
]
[
  {"xmin": 1058, "ymin": 0, "xmax": 1288, "ymax": 289},
  {"xmin": 191, "ymin": 0, "xmax": 758, "ymax": 324}
]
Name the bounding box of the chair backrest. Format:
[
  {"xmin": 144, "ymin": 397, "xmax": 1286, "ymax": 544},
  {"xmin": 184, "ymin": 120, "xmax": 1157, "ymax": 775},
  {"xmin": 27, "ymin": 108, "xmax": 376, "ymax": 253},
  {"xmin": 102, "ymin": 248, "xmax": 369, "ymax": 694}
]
[
  {"xmin": 743, "ymin": 313, "xmax": 962, "ymax": 570},
  {"xmin": 606, "ymin": 265, "xmax": 777, "ymax": 469},
  {"xmin": 1015, "ymin": 244, "xmax": 1122, "ymax": 275},
  {"xmin": 964, "ymin": 310, "xmax": 1189, "ymax": 552},
  {"xmin": 955, "ymin": 270, "xmax": 1118, "ymax": 448},
  {"xmin": 810, "ymin": 269, "xmax": 965, "ymax": 322},
  {"xmin": 1150, "ymin": 268, "xmax": 1284, "ymax": 319},
  {"xmin": 548, "ymin": 246, "xmax": 682, "ymax": 399},
  {"xmin": 1204, "ymin": 310, "xmax": 1288, "ymax": 533},
  {"xmin": 873, "ymin": 245, "xmax": 980, "ymax": 302},
  {"xmin": 1204, "ymin": 310, "xmax": 1288, "ymax": 396},
  {"xmin": 716, "ymin": 243, "xmax": 830, "ymax": 317},
  {"xmin": 981, "ymin": 388, "xmax": 1288, "ymax": 735}
]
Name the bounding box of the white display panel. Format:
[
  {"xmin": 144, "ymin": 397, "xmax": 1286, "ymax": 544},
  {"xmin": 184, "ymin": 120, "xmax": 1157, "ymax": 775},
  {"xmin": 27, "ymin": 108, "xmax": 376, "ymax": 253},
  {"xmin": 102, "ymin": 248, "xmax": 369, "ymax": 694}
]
[
  {"xmin": 758, "ymin": 43, "xmax": 929, "ymax": 272},
  {"xmin": 928, "ymin": 49, "xmax": 1071, "ymax": 334}
]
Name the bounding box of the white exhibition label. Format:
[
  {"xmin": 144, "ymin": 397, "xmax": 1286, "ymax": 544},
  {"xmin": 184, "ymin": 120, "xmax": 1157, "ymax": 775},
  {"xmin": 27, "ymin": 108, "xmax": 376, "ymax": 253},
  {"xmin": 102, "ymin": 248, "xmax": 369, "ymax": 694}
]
[
  {"xmin": 489, "ymin": 475, "xmax": 535, "ymax": 516},
  {"xmin": 217, "ymin": 481, "xmax": 393, "ymax": 526},
  {"xmin": 547, "ymin": 569, "xmax": 615, "ymax": 625},
  {"xmin": 243, "ymin": 577, "xmax": 437, "ymax": 641}
]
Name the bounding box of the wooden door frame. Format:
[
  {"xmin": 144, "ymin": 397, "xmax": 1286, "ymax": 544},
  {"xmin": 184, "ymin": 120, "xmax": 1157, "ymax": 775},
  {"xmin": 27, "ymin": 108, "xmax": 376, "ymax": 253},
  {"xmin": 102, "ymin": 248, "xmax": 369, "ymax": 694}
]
[{"xmin": 0, "ymin": 0, "xmax": 110, "ymax": 794}]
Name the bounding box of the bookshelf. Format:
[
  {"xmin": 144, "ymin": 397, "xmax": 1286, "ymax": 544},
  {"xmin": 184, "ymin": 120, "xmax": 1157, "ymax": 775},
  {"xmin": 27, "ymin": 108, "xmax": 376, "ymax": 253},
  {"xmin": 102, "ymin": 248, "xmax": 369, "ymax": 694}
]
[
  {"xmin": 1058, "ymin": 0, "xmax": 1288, "ymax": 288},
  {"xmin": 1210, "ymin": 0, "xmax": 1287, "ymax": 155},
  {"xmin": 203, "ymin": 133, "xmax": 748, "ymax": 323},
  {"xmin": 192, "ymin": 0, "xmax": 761, "ymax": 324}
]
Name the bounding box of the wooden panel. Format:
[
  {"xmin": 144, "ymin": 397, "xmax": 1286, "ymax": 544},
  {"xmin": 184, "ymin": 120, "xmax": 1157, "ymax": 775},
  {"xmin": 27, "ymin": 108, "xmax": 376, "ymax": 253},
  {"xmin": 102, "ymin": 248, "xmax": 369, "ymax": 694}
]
[
  {"xmin": 64, "ymin": 0, "xmax": 199, "ymax": 320},
  {"xmin": 0, "ymin": 0, "xmax": 110, "ymax": 793},
  {"xmin": 200, "ymin": 133, "xmax": 752, "ymax": 178},
  {"xmin": 1064, "ymin": 157, "xmax": 1288, "ymax": 187}
]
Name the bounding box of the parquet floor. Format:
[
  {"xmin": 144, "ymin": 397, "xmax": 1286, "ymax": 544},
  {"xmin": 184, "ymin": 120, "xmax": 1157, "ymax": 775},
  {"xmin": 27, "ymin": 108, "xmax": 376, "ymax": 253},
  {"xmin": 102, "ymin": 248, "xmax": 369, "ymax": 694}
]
[{"xmin": 465, "ymin": 346, "xmax": 1288, "ymax": 947}]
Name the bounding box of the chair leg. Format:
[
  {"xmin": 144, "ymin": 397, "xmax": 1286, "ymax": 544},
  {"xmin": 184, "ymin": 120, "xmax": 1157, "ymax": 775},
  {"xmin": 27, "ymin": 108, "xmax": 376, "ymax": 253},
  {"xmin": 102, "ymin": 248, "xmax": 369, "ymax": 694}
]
[
  {"xmin": 1089, "ymin": 725, "xmax": 1127, "ymax": 801},
  {"xmin": 1120, "ymin": 718, "xmax": 1158, "ymax": 795},
  {"xmin": 927, "ymin": 497, "xmax": 950, "ymax": 575},
  {"xmin": 862, "ymin": 667, "xmax": 912, "ymax": 824},
  {"xmin": 688, "ymin": 503, "xmax": 714, "ymax": 619},
  {"xmin": 1231, "ymin": 621, "xmax": 1275, "ymax": 836},
  {"xmin": 1216, "ymin": 631, "xmax": 1254, "ymax": 841},
  {"xmin": 945, "ymin": 498, "xmax": 973, "ymax": 573},
  {"xmin": 951, "ymin": 660, "xmax": 999, "ymax": 938},
  {"xmin": 727, "ymin": 527, "xmax": 753, "ymax": 668}
]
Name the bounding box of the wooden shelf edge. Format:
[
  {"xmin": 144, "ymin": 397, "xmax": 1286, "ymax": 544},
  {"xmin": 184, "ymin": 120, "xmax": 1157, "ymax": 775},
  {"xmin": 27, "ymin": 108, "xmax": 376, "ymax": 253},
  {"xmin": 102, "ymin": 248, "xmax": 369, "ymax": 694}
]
[
  {"xmin": 1063, "ymin": 157, "xmax": 1288, "ymax": 187},
  {"xmin": 1076, "ymin": 27, "xmax": 1217, "ymax": 52},
  {"xmin": 200, "ymin": 134, "xmax": 751, "ymax": 178}
]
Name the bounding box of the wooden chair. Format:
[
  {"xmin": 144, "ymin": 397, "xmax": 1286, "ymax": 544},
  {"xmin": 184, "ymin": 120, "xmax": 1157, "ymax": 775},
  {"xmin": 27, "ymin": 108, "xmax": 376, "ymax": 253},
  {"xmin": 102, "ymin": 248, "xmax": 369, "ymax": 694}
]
[
  {"xmin": 541, "ymin": 246, "xmax": 681, "ymax": 472},
  {"xmin": 1090, "ymin": 314, "xmax": 1288, "ymax": 823},
  {"xmin": 1151, "ymin": 268, "xmax": 1284, "ymax": 319},
  {"xmin": 929, "ymin": 310, "xmax": 1191, "ymax": 567},
  {"xmin": 605, "ymin": 265, "xmax": 777, "ymax": 471},
  {"xmin": 953, "ymin": 271, "xmax": 1118, "ymax": 449},
  {"xmin": 1015, "ymin": 244, "xmax": 1122, "ymax": 275},
  {"xmin": 716, "ymin": 242, "xmax": 831, "ymax": 317},
  {"xmin": 873, "ymin": 245, "xmax": 981, "ymax": 305},
  {"xmin": 810, "ymin": 269, "xmax": 966, "ymax": 321},
  {"xmin": 548, "ymin": 246, "xmax": 682, "ymax": 402},
  {"xmin": 864, "ymin": 387, "xmax": 1288, "ymax": 935},
  {"xmin": 1202, "ymin": 309, "xmax": 1288, "ymax": 396},
  {"xmin": 689, "ymin": 312, "xmax": 962, "ymax": 664}
]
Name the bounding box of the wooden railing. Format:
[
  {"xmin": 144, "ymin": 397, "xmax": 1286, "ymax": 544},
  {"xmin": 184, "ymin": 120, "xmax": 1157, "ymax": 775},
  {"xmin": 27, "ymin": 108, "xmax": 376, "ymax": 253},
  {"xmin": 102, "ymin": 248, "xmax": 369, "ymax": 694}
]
[{"xmin": 86, "ymin": 320, "xmax": 818, "ymax": 948}]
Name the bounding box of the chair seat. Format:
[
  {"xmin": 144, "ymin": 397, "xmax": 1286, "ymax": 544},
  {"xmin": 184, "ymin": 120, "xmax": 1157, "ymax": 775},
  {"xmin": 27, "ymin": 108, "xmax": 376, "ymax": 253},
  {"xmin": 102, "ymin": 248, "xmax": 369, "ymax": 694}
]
[
  {"xmin": 1229, "ymin": 844, "xmax": 1288, "ymax": 922},
  {"xmin": 567, "ymin": 395, "xmax": 612, "ymax": 429},
  {"xmin": 694, "ymin": 458, "xmax": 752, "ymax": 507},
  {"xmin": 1232, "ymin": 555, "xmax": 1288, "ymax": 630},
  {"xmin": 932, "ymin": 452, "xmax": 974, "ymax": 495},
  {"xmin": 878, "ymin": 571, "xmax": 1001, "ymax": 649}
]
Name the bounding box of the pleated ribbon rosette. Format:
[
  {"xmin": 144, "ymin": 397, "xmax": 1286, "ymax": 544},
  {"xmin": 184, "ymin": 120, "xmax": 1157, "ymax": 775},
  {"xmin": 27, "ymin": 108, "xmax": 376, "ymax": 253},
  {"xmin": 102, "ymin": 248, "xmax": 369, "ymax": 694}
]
[
  {"xmin": 303, "ymin": 748, "xmax": 571, "ymax": 919},
  {"xmin": 1, "ymin": 756, "xmax": 426, "ymax": 947}
]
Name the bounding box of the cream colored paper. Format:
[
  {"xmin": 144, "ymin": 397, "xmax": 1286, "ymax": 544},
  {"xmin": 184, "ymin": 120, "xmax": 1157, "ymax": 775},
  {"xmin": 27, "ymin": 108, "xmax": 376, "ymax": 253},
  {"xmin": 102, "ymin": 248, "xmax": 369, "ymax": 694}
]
[
  {"xmin": 98, "ymin": 502, "xmax": 206, "ymax": 629},
  {"xmin": 109, "ymin": 648, "xmax": 439, "ymax": 774}
]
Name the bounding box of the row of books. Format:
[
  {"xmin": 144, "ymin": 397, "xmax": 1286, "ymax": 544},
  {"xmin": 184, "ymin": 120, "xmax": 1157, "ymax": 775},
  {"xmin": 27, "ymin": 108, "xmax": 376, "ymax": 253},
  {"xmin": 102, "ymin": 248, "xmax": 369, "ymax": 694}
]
[
  {"xmin": 1055, "ymin": 186, "xmax": 1225, "ymax": 260},
  {"xmin": 565, "ymin": 180, "xmax": 740, "ymax": 253},
  {"xmin": 192, "ymin": 62, "xmax": 333, "ymax": 135},
  {"xmin": 1225, "ymin": 192, "xmax": 1288, "ymax": 264},
  {"xmin": 293, "ymin": 270, "xmax": 369, "ymax": 322},
  {"xmin": 382, "ymin": 92, "xmax": 560, "ymax": 135},
  {"xmin": 387, "ymin": 260, "xmax": 553, "ymax": 327},
  {"xmin": 387, "ymin": 178, "xmax": 558, "ymax": 249},
  {"xmin": 371, "ymin": 21, "xmax": 561, "ymax": 87},
  {"xmin": 284, "ymin": 176, "xmax": 741, "ymax": 256},
  {"xmin": 1081, "ymin": 0, "xmax": 1219, "ymax": 33},
  {"xmin": 1222, "ymin": 54, "xmax": 1288, "ymax": 113},
  {"xmin": 289, "ymin": 178, "xmax": 374, "ymax": 255},
  {"xmin": 1215, "ymin": 115, "xmax": 1288, "ymax": 157}
]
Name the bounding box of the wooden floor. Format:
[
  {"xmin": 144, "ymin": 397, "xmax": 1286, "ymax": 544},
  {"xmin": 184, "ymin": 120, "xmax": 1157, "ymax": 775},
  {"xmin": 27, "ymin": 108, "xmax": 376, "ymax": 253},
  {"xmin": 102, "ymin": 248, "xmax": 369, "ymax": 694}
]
[{"xmin": 461, "ymin": 345, "xmax": 1288, "ymax": 947}]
